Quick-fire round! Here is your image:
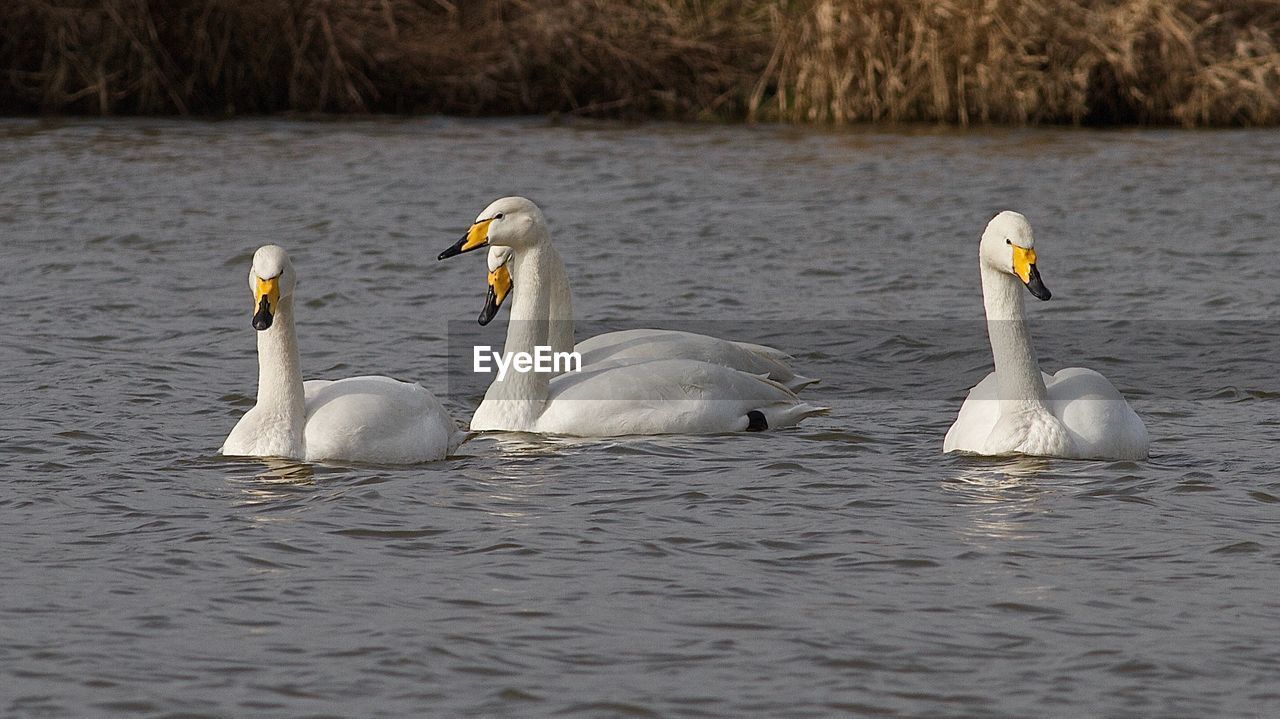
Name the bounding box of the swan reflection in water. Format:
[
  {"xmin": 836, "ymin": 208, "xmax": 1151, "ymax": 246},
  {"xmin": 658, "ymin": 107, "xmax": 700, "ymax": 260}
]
[
  {"xmin": 942, "ymin": 456, "xmax": 1061, "ymax": 542},
  {"xmin": 248, "ymin": 456, "xmax": 315, "ymax": 482},
  {"xmin": 224, "ymin": 455, "xmax": 317, "ymax": 511}
]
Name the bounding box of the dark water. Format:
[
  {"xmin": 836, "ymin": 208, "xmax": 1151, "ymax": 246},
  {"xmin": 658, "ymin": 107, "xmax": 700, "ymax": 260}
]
[{"xmin": 3, "ymin": 118, "xmax": 1278, "ymax": 718}]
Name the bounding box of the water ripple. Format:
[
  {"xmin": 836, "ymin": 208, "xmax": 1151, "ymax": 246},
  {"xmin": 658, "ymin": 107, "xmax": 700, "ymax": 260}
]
[{"xmin": 2, "ymin": 119, "xmax": 1278, "ymax": 719}]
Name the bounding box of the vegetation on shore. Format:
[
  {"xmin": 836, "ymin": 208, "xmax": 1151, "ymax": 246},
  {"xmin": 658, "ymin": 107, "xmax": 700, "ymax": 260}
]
[{"xmin": 2, "ymin": 0, "xmax": 1278, "ymax": 126}]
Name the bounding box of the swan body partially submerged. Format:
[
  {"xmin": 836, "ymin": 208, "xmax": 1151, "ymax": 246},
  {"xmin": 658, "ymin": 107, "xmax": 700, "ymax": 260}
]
[
  {"xmin": 482, "ymin": 245, "xmax": 817, "ymax": 391},
  {"xmin": 221, "ymin": 245, "xmax": 463, "ymax": 463},
  {"xmin": 943, "ymin": 212, "xmax": 1149, "ymax": 460},
  {"xmin": 439, "ymin": 197, "xmax": 827, "ymax": 436}
]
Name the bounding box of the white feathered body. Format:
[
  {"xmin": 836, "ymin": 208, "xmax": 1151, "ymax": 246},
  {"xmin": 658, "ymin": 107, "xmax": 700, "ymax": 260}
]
[
  {"xmin": 487, "ymin": 245, "xmax": 817, "ymax": 391},
  {"xmin": 943, "ymin": 367, "xmax": 1149, "ymax": 460},
  {"xmin": 574, "ymin": 329, "xmax": 817, "ymax": 392},
  {"xmin": 222, "ymin": 249, "xmax": 462, "ymax": 464},
  {"xmin": 223, "ymin": 376, "xmax": 463, "ymax": 464},
  {"xmin": 467, "ymin": 202, "xmax": 826, "ymax": 437},
  {"xmin": 470, "ymin": 357, "xmax": 826, "ymax": 436}
]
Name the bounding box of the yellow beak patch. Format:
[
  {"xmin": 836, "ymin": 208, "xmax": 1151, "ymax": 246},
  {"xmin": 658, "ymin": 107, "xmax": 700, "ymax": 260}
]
[
  {"xmin": 488, "ymin": 263, "xmax": 512, "ymax": 308},
  {"xmin": 254, "ymin": 276, "xmax": 280, "ymax": 313},
  {"xmin": 463, "ymin": 219, "xmax": 494, "ymax": 253},
  {"xmin": 1012, "ymin": 245, "xmax": 1038, "ymax": 284}
]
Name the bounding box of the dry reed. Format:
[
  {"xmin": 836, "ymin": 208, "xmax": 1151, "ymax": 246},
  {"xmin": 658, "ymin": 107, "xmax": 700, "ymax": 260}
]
[{"xmin": 1, "ymin": 0, "xmax": 1278, "ymax": 125}]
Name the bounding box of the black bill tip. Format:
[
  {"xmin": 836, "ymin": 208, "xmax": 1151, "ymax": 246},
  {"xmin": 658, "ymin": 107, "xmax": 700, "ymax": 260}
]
[
  {"xmin": 478, "ymin": 286, "xmax": 501, "ymax": 326},
  {"xmin": 252, "ymin": 296, "xmax": 273, "ymax": 330},
  {"xmin": 439, "ymin": 234, "xmax": 481, "ymax": 261},
  {"xmin": 1024, "ymin": 264, "xmax": 1052, "ymax": 301}
]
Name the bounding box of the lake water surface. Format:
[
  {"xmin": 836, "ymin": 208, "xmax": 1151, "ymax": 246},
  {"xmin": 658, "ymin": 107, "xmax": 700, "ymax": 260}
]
[{"xmin": 3, "ymin": 118, "xmax": 1279, "ymax": 718}]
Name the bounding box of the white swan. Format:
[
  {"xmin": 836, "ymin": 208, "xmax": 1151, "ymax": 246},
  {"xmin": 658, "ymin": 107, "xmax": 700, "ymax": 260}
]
[
  {"xmin": 479, "ymin": 245, "xmax": 817, "ymax": 390},
  {"xmin": 221, "ymin": 245, "xmax": 463, "ymax": 463},
  {"xmin": 437, "ymin": 197, "xmax": 827, "ymax": 436},
  {"xmin": 943, "ymin": 212, "xmax": 1149, "ymax": 460}
]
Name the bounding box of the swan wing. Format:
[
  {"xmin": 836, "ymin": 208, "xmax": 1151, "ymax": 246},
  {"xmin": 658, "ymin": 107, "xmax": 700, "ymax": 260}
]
[
  {"xmin": 943, "ymin": 371, "xmax": 1001, "ymax": 453},
  {"xmin": 302, "ymin": 376, "xmax": 462, "ymax": 463},
  {"xmin": 221, "ymin": 410, "xmax": 258, "ymax": 456},
  {"xmin": 492, "ymin": 358, "xmax": 825, "ymax": 436},
  {"xmin": 1046, "ymin": 368, "xmax": 1149, "ymax": 460},
  {"xmin": 726, "ymin": 340, "xmax": 796, "ymax": 364},
  {"xmin": 575, "ymin": 329, "xmax": 816, "ymax": 391},
  {"xmin": 221, "ymin": 405, "xmax": 305, "ymax": 459}
]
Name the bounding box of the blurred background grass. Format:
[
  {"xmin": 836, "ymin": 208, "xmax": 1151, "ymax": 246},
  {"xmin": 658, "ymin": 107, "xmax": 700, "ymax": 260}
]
[{"xmin": 2, "ymin": 0, "xmax": 1278, "ymax": 125}]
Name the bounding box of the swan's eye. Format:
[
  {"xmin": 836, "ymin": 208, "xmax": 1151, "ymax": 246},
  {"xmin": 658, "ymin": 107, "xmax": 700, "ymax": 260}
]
[
  {"xmin": 1005, "ymin": 238, "xmax": 1012, "ymax": 245},
  {"xmin": 494, "ymin": 213, "xmax": 504, "ymax": 220}
]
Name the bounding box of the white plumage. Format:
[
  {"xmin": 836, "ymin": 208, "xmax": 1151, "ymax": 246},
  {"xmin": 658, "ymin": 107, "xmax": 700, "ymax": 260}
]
[
  {"xmin": 943, "ymin": 212, "xmax": 1149, "ymax": 460},
  {"xmin": 486, "ymin": 245, "xmax": 817, "ymax": 391},
  {"xmin": 221, "ymin": 245, "xmax": 463, "ymax": 463},
  {"xmin": 446, "ymin": 197, "xmax": 826, "ymax": 436}
]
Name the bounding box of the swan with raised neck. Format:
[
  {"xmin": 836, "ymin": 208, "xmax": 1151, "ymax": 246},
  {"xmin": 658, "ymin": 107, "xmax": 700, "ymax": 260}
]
[
  {"xmin": 444, "ymin": 198, "xmax": 578, "ymax": 428},
  {"xmin": 944, "ymin": 211, "xmax": 1148, "ymax": 460},
  {"xmin": 221, "ymin": 245, "xmax": 461, "ymax": 462},
  {"xmin": 438, "ymin": 197, "xmax": 826, "ymax": 435},
  {"xmin": 223, "ymin": 245, "xmax": 307, "ymax": 458}
]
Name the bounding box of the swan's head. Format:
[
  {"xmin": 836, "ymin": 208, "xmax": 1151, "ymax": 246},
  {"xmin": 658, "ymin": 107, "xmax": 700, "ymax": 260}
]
[
  {"xmin": 247, "ymin": 245, "xmax": 296, "ymax": 331},
  {"xmin": 479, "ymin": 246, "xmax": 514, "ymax": 326},
  {"xmin": 438, "ymin": 196, "xmax": 546, "ymax": 260},
  {"xmin": 980, "ymin": 211, "xmax": 1051, "ymax": 301}
]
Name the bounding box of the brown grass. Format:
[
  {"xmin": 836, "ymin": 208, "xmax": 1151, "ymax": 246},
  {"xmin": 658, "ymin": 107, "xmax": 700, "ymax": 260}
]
[
  {"xmin": 2, "ymin": 0, "xmax": 1278, "ymax": 125},
  {"xmin": 757, "ymin": 0, "xmax": 1280, "ymax": 126}
]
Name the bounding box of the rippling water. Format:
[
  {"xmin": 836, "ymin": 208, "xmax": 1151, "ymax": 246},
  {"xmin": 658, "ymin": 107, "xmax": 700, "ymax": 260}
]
[{"xmin": 4, "ymin": 118, "xmax": 1279, "ymax": 718}]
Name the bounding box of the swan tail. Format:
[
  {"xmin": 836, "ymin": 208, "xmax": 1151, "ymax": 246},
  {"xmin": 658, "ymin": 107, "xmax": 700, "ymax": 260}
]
[
  {"xmin": 448, "ymin": 428, "xmax": 470, "ymax": 455},
  {"xmin": 728, "ymin": 341, "xmax": 819, "ymax": 392},
  {"xmin": 784, "ymin": 373, "xmax": 820, "ymax": 392},
  {"xmin": 734, "ymin": 372, "xmax": 825, "ymax": 430},
  {"xmin": 756, "ymin": 401, "xmax": 830, "ymax": 430},
  {"xmin": 730, "ymin": 340, "xmax": 796, "ymax": 363}
]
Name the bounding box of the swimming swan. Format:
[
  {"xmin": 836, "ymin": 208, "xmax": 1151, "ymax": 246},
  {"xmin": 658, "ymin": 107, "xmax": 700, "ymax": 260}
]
[
  {"xmin": 221, "ymin": 245, "xmax": 463, "ymax": 463},
  {"xmin": 943, "ymin": 212, "xmax": 1149, "ymax": 460},
  {"xmin": 437, "ymin": 197, "xmax": 827, "ymax": 435},
  {"xmin": 480, "ymin": 245, "xmax": 817, "ymax": 391}
]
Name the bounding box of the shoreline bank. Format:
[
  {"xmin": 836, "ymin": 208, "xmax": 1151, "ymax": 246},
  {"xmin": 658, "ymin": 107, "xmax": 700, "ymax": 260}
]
[{"xmin": 3, "ymin": 0, "xmax": 1277, "ymax": 127}]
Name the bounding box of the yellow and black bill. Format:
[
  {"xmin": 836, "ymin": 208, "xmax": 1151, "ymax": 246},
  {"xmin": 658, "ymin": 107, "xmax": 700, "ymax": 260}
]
[
  {"xmin": 252, "ymin": 276, "xmax": 280, "ymax": 330},
  {"xmin": 478, "ymin": 264, "xmax": 512, "ymax": 326},
  {"xmin": 439, "ymin": 218, "xmax": 494, "ymax": 260},
  {"xmin": 1012, "ymin": 245, "xmax": 1051, "ymax": 301}
]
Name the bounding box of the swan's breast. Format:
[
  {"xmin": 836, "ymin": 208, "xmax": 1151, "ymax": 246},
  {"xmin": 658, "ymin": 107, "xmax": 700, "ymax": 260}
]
[
  {"xmin": 1014, "ymin": 411, "xmax": 1075, "ymax": 458},
  {"xmin": 983, "ymin": 403, "xmax": 1074, "ymax": 458}
]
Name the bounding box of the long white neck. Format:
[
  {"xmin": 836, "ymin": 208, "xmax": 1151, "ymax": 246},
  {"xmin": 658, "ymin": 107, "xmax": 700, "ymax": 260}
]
[
  {"xmin": 481, "ymin": 241, "xmax": 572, "ymax": 421},
  {"xmin": 548, "ymin": 259, "xmax": 575, "ymax": 355},
  {"xmin": 254, "ymin": 295, "xmax": 307, "ymax": 446},
  {"xmin": 980, "ymin": 263, "xmax": 1048, "ymax": 407}
]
